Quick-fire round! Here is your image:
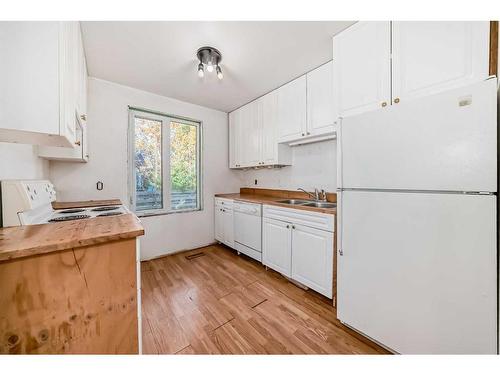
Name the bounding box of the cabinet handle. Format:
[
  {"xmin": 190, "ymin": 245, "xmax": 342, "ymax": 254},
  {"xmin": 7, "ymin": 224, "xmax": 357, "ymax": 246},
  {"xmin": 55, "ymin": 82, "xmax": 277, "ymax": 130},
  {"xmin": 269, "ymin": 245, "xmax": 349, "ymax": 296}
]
[
  {"xmin": 74, "ymin": 141, "xmax": 81, "ymax": 146},
  {"xmin": 292, "ymin": 225, "xmax": 296, "ymax": 229},
  {"xmin": 80, "ymin": 114, "xmax": 87, "ymax": 121},
  {"xmin": 306, "ymin": 132, "xmax": 310, "ymax": 135},
  {"xmin": 286, "ymin": 225, "xmax": 290, "ymax": 229},
  {"xmin": 381, "ymin": 101, "xmax": 387, "ymax": 107},
  {"xmin": 301, "ymin": 133, "xmax": 305, "ymax": 136},
  {"xmin": 394, "ymin": 98, "xmax": 400, "ymax": 104}
]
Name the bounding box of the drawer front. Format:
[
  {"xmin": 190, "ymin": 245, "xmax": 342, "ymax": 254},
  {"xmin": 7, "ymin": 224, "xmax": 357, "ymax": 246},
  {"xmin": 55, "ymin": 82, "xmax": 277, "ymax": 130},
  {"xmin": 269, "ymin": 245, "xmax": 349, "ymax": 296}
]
[
  {"xmin": 263, "ymin": 204, "xmax": 334, "ymax": 232},
  {"xmin": 234, "ymin": 201, "xmax": 262, "ymax": 216},
  {"xmin": 215, "ymin": 197, "xmax": 234, "ymax": 208}
]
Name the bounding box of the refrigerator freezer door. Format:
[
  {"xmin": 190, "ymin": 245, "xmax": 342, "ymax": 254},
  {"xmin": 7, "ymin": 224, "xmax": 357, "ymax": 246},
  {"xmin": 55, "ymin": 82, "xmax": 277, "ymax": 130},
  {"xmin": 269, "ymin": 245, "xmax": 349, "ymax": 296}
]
[
  {"xmin": 339, "ymin": 79, "xmax": 497, "ymax": 192},
  {"xmin": 337, "ymin": 191, "xmax": 497, "ymax": 354}
]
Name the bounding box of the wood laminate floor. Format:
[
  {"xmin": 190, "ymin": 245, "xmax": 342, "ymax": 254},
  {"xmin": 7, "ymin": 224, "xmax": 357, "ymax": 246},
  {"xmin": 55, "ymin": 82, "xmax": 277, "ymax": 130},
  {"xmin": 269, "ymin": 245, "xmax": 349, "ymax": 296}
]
[{"xmin": 140, "ymin": 244, "xmax": 389, "ymax": 354}]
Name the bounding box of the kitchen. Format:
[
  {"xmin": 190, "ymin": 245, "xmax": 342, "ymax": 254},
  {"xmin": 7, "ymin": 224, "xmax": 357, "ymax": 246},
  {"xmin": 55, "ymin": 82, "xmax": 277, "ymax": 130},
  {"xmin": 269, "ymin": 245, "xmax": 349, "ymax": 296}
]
[{"xmin": 0, "ymin": 13, "xmax": 499, "ymax": 365}]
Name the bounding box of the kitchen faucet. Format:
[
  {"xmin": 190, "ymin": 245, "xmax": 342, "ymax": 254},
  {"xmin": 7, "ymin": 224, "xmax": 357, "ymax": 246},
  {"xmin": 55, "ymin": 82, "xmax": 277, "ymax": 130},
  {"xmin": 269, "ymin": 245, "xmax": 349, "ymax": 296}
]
[{"xmin": 297, "ymin": 188, "xmax": 328, "ymax": 201}]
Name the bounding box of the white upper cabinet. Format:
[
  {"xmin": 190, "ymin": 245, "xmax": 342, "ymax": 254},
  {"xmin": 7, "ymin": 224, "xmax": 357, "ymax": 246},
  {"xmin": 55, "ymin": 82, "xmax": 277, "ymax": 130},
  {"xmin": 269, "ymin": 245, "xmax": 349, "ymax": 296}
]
[
  {"xmin": 229, "ymin": 91, "xmax": 291, "ymax": 169},
  {"xmin": 333, "ymin": 21, "xmax": 490, "ymax": 119},
  {"xmin": 277, "ymin": 75, "xmax": 307, "ymax": 143},
  {"xmin": 229, "ymin": 61, "xmax": 337, "ymax": 165},
  {"xmin": 39, "ymin": 23, "xmax": 89, "ymax": 162},
  {"xmin": 306, "ymin": 61, "xmax": 336, "ymax": 137},
  {"xmin": 240, "ymin": 100, "xmax": 261, "ymax": 167},
  {"xmin": 259, "ymin": 91, "xmax": 292, "ymax": 166},
  {"xmin": 229, "ymin": 111, "xmax": 239, "ymax": 168},
  {"xmin": 391, "ymin": 21, "xmax": 490, "ymax": 103},
  {"xmin": 333, "ymin": 21, "xmax": 392, "ymax": 118},
  {"xmin": 260, "ymin": 91, "xmax": 278, "ymax": 164},
  {"xmin": 0, "ymin": 22, "xmax": 87, "ymax": 148}
]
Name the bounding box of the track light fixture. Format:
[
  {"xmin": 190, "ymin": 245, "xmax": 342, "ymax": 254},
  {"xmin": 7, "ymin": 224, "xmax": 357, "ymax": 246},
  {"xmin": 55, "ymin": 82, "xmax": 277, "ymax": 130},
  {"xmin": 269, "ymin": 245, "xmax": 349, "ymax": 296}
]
[{"xmin": 196, "ymin": 46, "xmax": 223, "ymax": 80}]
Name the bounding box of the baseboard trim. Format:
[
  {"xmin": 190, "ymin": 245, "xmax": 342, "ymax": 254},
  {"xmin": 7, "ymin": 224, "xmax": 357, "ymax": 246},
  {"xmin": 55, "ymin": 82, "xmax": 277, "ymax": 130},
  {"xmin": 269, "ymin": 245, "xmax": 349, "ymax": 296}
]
[{"xmin": 141, "ymin": 241, "xmax": 219, "ymax": 262}]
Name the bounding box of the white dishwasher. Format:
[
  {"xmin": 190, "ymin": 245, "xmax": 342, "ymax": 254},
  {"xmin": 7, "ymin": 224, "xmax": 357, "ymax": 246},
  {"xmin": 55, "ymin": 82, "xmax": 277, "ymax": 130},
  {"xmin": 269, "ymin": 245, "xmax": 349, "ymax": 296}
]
[{"xmin": 233, "ymin": 201, "xmax": 262, "ymax": 262}]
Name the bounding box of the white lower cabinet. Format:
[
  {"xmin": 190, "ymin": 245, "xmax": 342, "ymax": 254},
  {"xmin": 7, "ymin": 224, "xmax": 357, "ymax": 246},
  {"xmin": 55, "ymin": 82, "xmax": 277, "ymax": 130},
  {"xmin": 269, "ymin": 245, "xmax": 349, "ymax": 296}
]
[
  {"xmin": 262, "ymin": 218, "xmax": 292, "ymax": 277},
  {"xmin": 222, "ymin": 206, "xmax": 234, "ymax": 248},
  {"xmin": 262, "ymin": 205, "xmax": 335, "ymax": 298},
  {"xmin": 291, "ymin": 224, "xmax": 334, "ymax": 298},
  {"xmin": 215, "ymin": 205, "xmax": 224, "ymax": 242},
  {"xmin": 215, "ymin": 198, "xmax": 234, "ymax": 248}
]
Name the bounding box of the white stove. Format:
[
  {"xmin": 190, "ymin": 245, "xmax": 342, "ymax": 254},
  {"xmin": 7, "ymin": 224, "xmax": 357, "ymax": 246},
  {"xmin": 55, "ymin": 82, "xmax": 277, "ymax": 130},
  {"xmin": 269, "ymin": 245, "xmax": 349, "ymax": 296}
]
[
  {"xmin": 1, "ymin": 179, "xmax": 128, "ymax": 227},
  {"xmin": 46, "ymin": 205, "xmax": 129, "ymax": 223}
]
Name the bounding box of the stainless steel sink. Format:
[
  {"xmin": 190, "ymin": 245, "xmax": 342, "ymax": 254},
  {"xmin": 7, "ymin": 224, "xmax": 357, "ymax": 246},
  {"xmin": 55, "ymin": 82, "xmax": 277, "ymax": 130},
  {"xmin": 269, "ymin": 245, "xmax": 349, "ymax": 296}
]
[
  {"xmin": 276, "ymin": 199, "xmax": 311, "ymax": 205},
  {"xmin": 276, "ymin": 199, "xmax": 336, "ymax": 209},
  {"xmin": 302, "ymin": 202, "xmax": 337, "ymax": 209}
]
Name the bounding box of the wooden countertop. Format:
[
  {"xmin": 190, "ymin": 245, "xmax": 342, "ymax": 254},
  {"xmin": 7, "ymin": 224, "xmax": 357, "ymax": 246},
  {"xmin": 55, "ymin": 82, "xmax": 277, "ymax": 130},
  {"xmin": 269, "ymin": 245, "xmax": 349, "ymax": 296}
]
[
  {"xmin": 0, "ymin": 213, "xmax": 144, "ymax": 263},
  {"xmin": 52, "ymin": 199, "xmax": 122, "ymax": 210},
  {"xmin": 215, "ymin": 193, "xmax": 337, "ymax": 215}
]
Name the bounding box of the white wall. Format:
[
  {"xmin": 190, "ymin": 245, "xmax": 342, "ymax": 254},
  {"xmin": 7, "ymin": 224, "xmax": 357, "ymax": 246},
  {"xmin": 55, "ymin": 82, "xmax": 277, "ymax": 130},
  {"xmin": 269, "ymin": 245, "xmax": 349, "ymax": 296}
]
[
  {"xmin": 0, "ymin": 142, "xmax": 48, "ymax": 180},
  {"xmin": 236, "ymin": 140, "xmax": 337, "ymax": 193},
  {"xmin": 49, "ymin": 78, "xmax": 241, "ymax": 260}
]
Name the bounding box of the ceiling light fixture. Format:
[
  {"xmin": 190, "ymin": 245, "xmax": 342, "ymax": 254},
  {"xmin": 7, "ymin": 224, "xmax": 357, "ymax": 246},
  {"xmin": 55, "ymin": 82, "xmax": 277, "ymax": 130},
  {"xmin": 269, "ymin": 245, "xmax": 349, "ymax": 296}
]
[
  {"xmin": 196, "ymin": 46, "xmax": 223, "ymax": 80},
  {"xmin": 197, "ymin": 62, "xmax": 204, "ymax": 78}
]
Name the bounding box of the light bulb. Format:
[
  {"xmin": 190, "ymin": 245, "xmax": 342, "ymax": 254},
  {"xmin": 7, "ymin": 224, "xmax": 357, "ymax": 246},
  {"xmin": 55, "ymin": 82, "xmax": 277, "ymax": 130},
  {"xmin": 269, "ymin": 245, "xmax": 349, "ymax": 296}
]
[
  {"xmin": 197, "ymin": 63, "xmax": 204, "ymax": 78},
  {"xmin": 216, "ymin": 65, "xmax": 223, "ymax": 80},
  {"xmin": 206, "ymin": 62, "xmax": 214, "ymax": 73}
]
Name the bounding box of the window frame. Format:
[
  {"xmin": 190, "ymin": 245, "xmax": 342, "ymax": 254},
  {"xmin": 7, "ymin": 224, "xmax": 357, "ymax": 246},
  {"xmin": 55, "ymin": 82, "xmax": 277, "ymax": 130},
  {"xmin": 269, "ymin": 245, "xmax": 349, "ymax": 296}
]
[{"xmin": 128, "ymin": 107, "xmax": 203, "ymax": 217}]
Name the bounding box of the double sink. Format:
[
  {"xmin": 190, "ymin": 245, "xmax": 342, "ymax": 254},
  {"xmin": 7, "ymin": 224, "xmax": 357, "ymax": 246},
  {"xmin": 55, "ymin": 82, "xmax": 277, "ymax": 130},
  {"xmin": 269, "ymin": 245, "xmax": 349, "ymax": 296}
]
[{"xmin": 276, "ymin": 199, "xmax": 337, "ymax": 209}]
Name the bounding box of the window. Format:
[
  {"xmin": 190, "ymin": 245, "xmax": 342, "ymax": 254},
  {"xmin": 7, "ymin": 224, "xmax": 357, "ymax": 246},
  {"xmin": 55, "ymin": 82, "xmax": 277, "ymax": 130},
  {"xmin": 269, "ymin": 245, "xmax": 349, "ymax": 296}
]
[{"xmin": 129, "ymin": 109, "xmax": 202, "ymax": 215}]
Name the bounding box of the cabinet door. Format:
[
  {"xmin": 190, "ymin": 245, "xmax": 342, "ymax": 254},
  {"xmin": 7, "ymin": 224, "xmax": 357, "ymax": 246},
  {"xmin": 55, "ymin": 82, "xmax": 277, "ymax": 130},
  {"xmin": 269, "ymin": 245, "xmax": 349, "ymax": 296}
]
[
  {"xmin": 392, "ymin": 21, "xmax": 489, "ymax": 104},
  {"xmin": 260, "ymin": 91, "xmax": 278, "ymax": 165},
  {"xmin": 332, "ymin": 22, "xmax": 391, "ymax": 118},
  {"xmin": 247, "ymin": 101, "xmax": 262, "ymax": 167},
  {"xmin": 229, "ymin": 109, "xmax": 245, "ymax": 168},
  {"xmin": 60, "ymin": 22, "xmax": 79, "ymax": 145},
  {"xmin": 262, "ymin": 218, "xmax": 292, "ymax": 277},
  {"xmin": 222, "ymin": 208, "xmax": 234, "ymax": 248},
  {"xmin": 277, "ymin": 76, "xmax": 307, "ymax": 143},
  {"xmin": 306, "ymin": 61, "xmax": 336, "ymax": 136},
  {"xmin": 239, "ymin": 102, "xmax": 261, "ymax": 167},
  {"xmin": 291, "ymin": 224, "xmax": 333, "ymax": 298},
  {"xmin": 76, "ymin": 24, "xmax": 88, "ymax": 123},
  {"xmin": 0, "ymin": 22, "xmax": 60, "ymax": 135},
  {"xmin": 229, "ymin": 111, "xmax": 238, "ymax": 168},
  {"xmin": 214, "ymin": 205, "xmax": 224, "ymax": 242}
]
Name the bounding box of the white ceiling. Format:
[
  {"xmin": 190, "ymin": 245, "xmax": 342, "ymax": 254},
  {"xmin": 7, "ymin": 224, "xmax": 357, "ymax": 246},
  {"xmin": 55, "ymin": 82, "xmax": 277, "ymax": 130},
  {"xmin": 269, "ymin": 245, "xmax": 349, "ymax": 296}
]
[{"xmin": 81, "ymin": 21, "xmax": 355, "ymax": 112}]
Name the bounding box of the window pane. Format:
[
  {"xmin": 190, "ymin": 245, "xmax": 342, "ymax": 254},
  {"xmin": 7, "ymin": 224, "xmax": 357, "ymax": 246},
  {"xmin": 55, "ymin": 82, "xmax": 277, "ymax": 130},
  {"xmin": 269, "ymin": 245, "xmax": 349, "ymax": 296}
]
[
  {"xmin": 134, "ymin": 116, "xmax": 163, "ymax": 211},
  {"xmin": 170, "ymin": 121, "xmax": 198, "ymax": 211}
]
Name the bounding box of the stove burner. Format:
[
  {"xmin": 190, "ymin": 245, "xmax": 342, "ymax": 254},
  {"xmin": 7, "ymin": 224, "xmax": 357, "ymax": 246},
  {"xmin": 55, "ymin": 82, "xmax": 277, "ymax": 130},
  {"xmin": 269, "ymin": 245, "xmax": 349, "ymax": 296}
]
[
  {"xmin": 97, "ymin": 212, "xmax": 123, "ymax": 217},
  {"xmin": 49, "ymin": 215, "xmax": 90, "ymax": 222},
  {"xmin": 59, "ymin": 208, "xmax": 85, "ymax": 214},
  {"xmin": 91, "ymin": 206, "xmax": 120, "ymax": 212}
]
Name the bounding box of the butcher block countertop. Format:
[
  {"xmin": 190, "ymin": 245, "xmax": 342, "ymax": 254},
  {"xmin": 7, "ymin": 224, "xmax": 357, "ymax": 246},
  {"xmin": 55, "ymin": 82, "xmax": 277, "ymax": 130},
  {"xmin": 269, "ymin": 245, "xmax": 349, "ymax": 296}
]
[
  {"xmin": 215, "ymin": 188, "xmax": 337, "ymax": 215},
  {"xmin": 0, "ymin": 212, "xmax": 144, "ymax": 263},
  {"xmin": 52, "ymin": 199, "xmax": 122, "ymax": 210}
]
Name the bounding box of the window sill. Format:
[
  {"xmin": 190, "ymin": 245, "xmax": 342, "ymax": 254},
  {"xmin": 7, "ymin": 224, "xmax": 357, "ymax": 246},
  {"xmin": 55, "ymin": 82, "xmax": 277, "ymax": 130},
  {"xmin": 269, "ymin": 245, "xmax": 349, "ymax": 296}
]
[{"xmin": 135, "ymin": 208, "xmax": 202, "ymax": 218}]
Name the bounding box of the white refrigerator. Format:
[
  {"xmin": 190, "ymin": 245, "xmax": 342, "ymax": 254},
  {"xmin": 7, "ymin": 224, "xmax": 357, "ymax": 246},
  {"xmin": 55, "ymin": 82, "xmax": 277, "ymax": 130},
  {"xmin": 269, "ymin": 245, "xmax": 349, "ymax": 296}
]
[{"xmin": 337, "ymin": 78, "xmax": 498, "ymax": 354}]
